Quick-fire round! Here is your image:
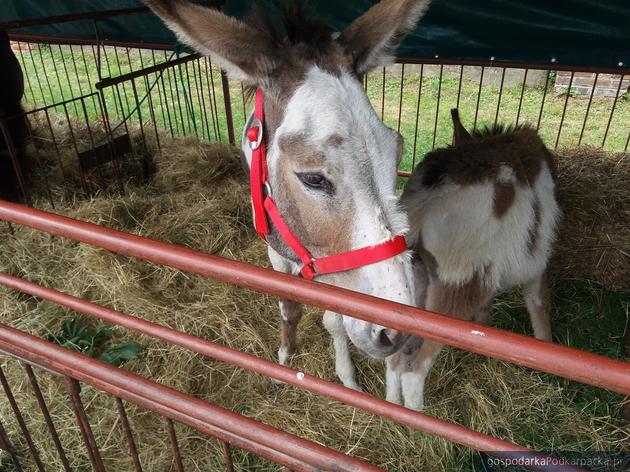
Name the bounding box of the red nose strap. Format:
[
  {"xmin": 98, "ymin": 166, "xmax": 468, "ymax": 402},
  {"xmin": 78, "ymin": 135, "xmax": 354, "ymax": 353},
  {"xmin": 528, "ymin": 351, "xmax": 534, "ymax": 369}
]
[{"xmin": 247, "ymin": 88, "xmax": 407, "ymax": 280}]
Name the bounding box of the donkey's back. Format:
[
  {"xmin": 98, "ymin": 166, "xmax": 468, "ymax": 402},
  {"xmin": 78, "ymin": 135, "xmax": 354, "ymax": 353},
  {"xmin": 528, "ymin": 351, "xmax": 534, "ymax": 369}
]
[{"xmin": 402, "ymin": 112, "xmax": 560, "ymax": 296}]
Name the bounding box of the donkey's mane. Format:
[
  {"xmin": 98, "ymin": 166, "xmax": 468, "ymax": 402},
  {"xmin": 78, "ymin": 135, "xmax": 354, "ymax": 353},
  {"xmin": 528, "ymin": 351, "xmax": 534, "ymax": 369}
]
[
  {"xmin": 242, "ymin": 1, "xmax": 340, "ymax": 101},
  {"xmin": 247, "ymin": 1, "xmax": 335, "ymax": 50},
  {"xmin": 471, "ymin": 123, "xmax": 527, "ymax": 139}
]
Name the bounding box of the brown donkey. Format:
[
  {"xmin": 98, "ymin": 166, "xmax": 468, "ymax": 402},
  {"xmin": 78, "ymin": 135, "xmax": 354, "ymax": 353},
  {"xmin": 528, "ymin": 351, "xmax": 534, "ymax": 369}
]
[
  {"xmin": 389, "ymin": 110, "xmax": 561, "ymax": 409},
  {"xmin": 146, "ymin": 0, "xmax": 432, "ymax": 401}
]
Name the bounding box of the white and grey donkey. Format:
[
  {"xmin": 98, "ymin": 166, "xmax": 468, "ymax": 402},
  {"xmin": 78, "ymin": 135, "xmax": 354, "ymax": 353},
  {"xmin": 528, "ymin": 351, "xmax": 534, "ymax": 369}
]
[
  {"xmin": 388, "ymin": 110, "xmax": 562, "ymax": 409},
  {"xmin": 145, "ymin": 0, "xmax": 432, "ymax": 404}
]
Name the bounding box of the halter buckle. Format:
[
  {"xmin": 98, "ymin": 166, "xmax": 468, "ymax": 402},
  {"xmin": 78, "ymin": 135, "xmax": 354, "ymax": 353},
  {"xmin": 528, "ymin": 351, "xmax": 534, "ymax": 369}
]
[
  {"xmin": 248, "ymin": 118, "xmax": 264, "ymax": 150},
  {"xmin": 300, "ymin": 259, "xmax": 317, "ymax": 280}
]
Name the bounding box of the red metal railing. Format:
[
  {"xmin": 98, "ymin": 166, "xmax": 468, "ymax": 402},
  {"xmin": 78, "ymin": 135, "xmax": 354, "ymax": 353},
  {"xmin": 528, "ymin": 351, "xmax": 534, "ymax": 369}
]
[
  {"xmin": 1, "ymin": 200, "xmax": 629, "ymax": 394},
  {"xmin": 1, "ymin": 199, "xmax": 629, "ymax": 471},
  {"xmin": 0, "ymin": 324, "xmax": 380, "ymax": 472}
]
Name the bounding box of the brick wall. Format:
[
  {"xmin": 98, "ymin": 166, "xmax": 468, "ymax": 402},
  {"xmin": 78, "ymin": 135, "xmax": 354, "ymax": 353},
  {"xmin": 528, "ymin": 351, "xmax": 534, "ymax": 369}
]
[{"xmin": 555, "ymin": 71, "xmax": 629, "ymax": 97}]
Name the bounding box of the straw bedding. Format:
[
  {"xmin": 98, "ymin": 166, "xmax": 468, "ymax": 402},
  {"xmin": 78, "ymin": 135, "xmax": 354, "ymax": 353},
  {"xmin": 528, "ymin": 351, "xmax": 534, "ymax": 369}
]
[{"xmin": 0, "ymin": 117, "xmax": 628, "ymax": 471}]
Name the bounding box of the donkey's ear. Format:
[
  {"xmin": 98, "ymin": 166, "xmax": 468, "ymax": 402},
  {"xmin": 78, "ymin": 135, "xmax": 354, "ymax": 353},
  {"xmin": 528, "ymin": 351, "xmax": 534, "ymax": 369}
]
[
  {"xmin": 145, "ymin": 0, "xmax": 278, "ymax": 84},
  {"xmin": 339, "ymin": 0, "xmax": 431, "ymax": 75}
]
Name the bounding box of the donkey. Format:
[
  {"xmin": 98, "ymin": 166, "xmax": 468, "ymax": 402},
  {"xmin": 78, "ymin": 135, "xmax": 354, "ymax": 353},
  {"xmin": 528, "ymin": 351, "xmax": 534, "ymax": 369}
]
[
  {"xmin": 387, "ymin": 109, "xmax": 561, "ymax": 409},
  {"xmin": 146, "ymin": 0, "xmax": 431, "ymax": 400},
  {"xmin": 0, "ymin": 31, "xmax": 29, "ymax": 202}
]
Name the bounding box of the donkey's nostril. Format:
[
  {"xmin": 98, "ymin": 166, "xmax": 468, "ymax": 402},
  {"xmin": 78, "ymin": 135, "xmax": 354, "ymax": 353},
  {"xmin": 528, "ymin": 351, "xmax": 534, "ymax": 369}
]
[{"xmin": 379, "ymin": 329, "xmax": 394, "ymax": 347}]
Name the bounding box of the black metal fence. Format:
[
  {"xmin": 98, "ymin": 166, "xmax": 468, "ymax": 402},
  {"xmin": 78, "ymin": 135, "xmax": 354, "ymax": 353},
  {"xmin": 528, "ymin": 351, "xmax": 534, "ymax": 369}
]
[{"xmin": 1, "ymin": 36, "xmax": 628, "ymax": 210}]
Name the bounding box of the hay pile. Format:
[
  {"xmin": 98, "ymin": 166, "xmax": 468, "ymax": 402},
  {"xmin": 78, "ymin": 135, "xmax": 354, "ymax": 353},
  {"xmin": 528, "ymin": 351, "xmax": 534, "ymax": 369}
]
[
  {"xmin": 552, "ymin": 147, "xmax": 630, "ymax": 291},
  {"xmin": 1, "ymin": 119, "xmax": 628, "ymax": 471}
]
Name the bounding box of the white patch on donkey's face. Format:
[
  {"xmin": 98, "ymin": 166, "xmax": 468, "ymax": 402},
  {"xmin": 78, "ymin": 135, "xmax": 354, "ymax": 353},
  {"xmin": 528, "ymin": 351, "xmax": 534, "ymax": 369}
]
[{"xmin": 270, "ymin": 67, "xmax": 415, "ymax": 358}]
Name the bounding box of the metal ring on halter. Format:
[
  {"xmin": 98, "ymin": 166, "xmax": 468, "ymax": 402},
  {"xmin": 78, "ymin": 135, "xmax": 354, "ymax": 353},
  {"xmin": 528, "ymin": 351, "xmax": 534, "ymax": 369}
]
[
  {"xmin": 248, "ymin": 118, "xmax": 264, "ymax": 150},
  {"xmin": 264, "ymin": 181, "xmax": 272, "ymax": 197}
]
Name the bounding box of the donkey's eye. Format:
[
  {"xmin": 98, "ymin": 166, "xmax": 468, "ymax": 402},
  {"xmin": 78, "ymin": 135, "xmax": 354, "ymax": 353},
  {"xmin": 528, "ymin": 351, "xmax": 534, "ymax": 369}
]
[{"xmin": 295, "ymin": 172, "xmax": 333, "ymax": 193}]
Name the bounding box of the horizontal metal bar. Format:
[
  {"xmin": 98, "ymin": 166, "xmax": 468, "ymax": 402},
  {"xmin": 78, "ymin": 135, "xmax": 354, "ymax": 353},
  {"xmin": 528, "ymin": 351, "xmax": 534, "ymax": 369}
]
[
  {"xmin": 8, "ymin": 33, "xmax": 176, "ymax": 51},
  {"xmin": 96, "ymin": 53, "xmax": 200, "ymax": 89},
  {"xmin": 396, "ymin": 56, "xmax": 629, "ymax": 75},
  {"xmin": 0, "ymin": 324, "xmax": 381, "ymax": 472},
  {"xmin": 0, "ymin": 272, "xmax": 566, "ymax": 465},
  {"xmin": 5, "ymin": 92, "xmax": 100, "ymax": 119},
  {"xmin": 0, "ymin": 200, "xmax": 628, "ymax": 398},
  {"xmin": 9, "ymin": 33, "xmax": 626, "ymax": 75},
  {"xmin": 1, "ymin": 7, "xmax": 149, "ymax": 30}
]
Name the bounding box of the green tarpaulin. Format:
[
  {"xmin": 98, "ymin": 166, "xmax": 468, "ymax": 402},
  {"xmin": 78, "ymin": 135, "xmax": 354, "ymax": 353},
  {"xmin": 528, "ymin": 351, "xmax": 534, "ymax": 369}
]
[{"xmin": 1, "ymin": 0, "xmax": 629, "ymax": 69}]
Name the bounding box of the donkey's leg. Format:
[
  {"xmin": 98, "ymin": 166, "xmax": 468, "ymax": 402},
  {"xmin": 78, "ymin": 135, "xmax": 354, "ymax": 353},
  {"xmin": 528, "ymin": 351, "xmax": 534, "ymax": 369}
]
[
  {"xmin": 402, "ymin": 278, "xmax": 494, "ymax": 410},
  {"xmin": 523, "ymin": 272, "xmax": 552, "ymax": 342},
  {"xmin": 278, "ymin": 300, "xmax": 303, "ymax": 365},
  {"xmin": 267, "ymin": 247, "xmax": 303, "ymax": 366},
  {"xmin": 386, "ymin": 336, "xmax": 424, "ymax": 404},
  {"xmin": 401, "ymin": 339, "xmax": 443, "ymax": 410},
  {"xmin": 385, "ymin": 355, "xmax": 403, "ymax": 404},
  {"xmin": 473, "ymin": 301, "xmax": 492, "ymax": 326},
  {"xmin": 323, "ymin": 311, "xmax": 361, "ymax": 391}
]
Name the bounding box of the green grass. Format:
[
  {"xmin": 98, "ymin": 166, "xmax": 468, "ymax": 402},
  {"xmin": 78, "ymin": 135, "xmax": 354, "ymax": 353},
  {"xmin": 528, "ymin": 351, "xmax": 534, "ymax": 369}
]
[
  {"xmin": 493, "ymin": 279, "xmax": 629, "ymax": 421},
  {"xmin": 15, "ymin": 45, "xmax": 630, "ymax": 174}
]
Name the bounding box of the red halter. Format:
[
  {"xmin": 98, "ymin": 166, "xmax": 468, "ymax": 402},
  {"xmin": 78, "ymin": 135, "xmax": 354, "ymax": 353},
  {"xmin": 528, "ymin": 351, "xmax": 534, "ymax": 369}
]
[{"xmin": 247, "ymin": 88, "xmax": 407, "ymax": 280}]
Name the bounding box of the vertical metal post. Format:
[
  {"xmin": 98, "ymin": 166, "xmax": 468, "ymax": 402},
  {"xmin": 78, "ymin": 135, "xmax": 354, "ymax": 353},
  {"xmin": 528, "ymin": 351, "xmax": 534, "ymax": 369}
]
[
  {"xmin": 79, "ymin": 44, "xmax": 99, "ymax": 112},
  {"xmin": 0, "ymin": 364, "xmax": 45, "ymax": 471},
  {"xmin": 23, "ymin": 121, "xmax": 54, "ymax": 208},
  {"xmin": 494, "ymin": 67, "xmax": 506, "ymax": 127},
  {"xmin": 240, "ymin": 83, "xmax": 247, "ymax": 122},
  {"xmin": 56, "ymin": 44, "xmax": 79, "ymax": 116},
  {"xmin": 183, "ymin": 61, "xmax": 199, "ymax": 138},
  {"xmin": 152, "ymin": 50, "xmax": 174, "ymax": 136},
  {"xmin": 396, "ymin": 64, "xmax": 405, "ymax": 133},
  {"xmin": 411, "ymin": 64, "xmax": 424, "ymax": 168},
  {"xmin": 26, "ymin": 42, "xmax": 47, "ymax": 105},
  {"xmin": 193, "ymin": 58, "xmax": 212, "ymax": 141},
  {"xmin": 221, "ymin": 441, "xmax": 234, "ymax": 472},
  {"xmin": 515, "ymin": 69, "xmax": 529, "ymax": 126},
  {"xmin": 115, "ymin": 398, "xmax": 144, "ymax": 472},
  {"xmin": 432, "ymin": 64, "xmax": 443, "ymax": 149},
  {"xmin": 130, "ymin": 78, "xmax": 148, "ymax": 151},
  {"xmin": 97, "ymin": 89, "xmax": 125, "ymax": 193},
  {"xmin": 35, "ymin": 42, "xmax": 56, "ymax": 106},
  {"xmin": 23, "ymin": 363, "xmax": 72, "ymax": 472},
  {"xmin": 555, "ymin": 71, "xmax": 574, "ymax": 149},
  {"xmin": 164, "ymin": 418, "xmax": 185, "ymax": 472},
  {"xmin": 536, "ymin": 69, "xmax": 552, "ymax": 131},
  {"xmin": 0, "ymin": 417, "xmax": 24, "ymax": 472},
  {"xmin": 601, "ymin": 74, "xmax": 626, "ymax": 148},
  {"xmin": 578, "ymin": 73, "xmax": 599, "ymax": 145},
  {"xmin": 206, "ymin": 58, "xmax": 221, "ymax": 141},
  {"xmin": 43, "ymin": 108, "xmax": 70, "ymax": 196},
  {"xmin": 220, "ymin": 69, "xmax": 235, "ymax": 145},
  {"xmin": 60, "ymin": 102, "xmax": 89, "ymax": 195},
  {"xmin": 64, "ymin": 377, "xmax": 106, "ymax": 472},
  {"xmin": 473, "ymin": 66, "xmax": 485, "ymax": 130},
  {"xmin": 15, "ymin": 41, "xmax": 37, "ymax": 104},
  {"xmin": 455, "ymin": 65, "xmax": 464, "ymax": 110}
]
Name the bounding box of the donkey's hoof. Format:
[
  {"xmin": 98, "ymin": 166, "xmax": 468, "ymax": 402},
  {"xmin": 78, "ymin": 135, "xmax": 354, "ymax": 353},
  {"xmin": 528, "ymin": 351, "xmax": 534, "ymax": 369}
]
[
  {"xmin": 403, "ymin": 400, "xmax": 424, "ymax": 411},
  {"xmin": 345, "ymin": 383, "xmax": 363, "ymax": 393},
  {"xmin": 386, "ymin": 392, "xmax": 402, "ymax": 405}
]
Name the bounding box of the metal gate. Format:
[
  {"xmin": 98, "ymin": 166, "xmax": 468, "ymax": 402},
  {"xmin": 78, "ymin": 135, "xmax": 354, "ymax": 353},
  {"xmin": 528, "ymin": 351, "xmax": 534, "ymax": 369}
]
[{"xmin": 1, "ymin": 200, "xmax": 629, "ymax": 471}]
